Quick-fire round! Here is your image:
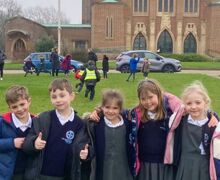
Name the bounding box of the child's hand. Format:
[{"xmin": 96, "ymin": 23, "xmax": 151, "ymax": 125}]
[
  {"xmin": 14, "ymin": 137, "xmax": 25, "ymax": 149},
  {"xmin": 34, "ymin": 132, "xmax": 46, "ymax": 150},
  {"xmin": 208, "ymin": 114, "xmax": 218, "ymax": 127},
  {"xmin": 80, "ymin": 144, "xmax": 89, "ymax": 160},
  {"xmin": 89, "ymin": 108, "xmax": 102, "ymax": 122}
]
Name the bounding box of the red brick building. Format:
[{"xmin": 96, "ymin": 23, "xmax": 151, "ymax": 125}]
[
  {"xmin": 4, "ymin": 0, "xmax": 220, "ymax": 60},
  {"xmin": 88, "ymin": 0, "xmax": 220, "ymax": 57},
  {"xmin": 5, "ymin": 16, "xmax": 91, "ymax": 60}
]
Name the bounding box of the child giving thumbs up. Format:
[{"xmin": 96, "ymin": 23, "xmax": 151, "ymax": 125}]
[
  {"xmin": 80, "ymin": 144, "xmax": 89, "ymax": 160},
  {"xmin": 34, "ymin": 132, "xmax": 46, "ymax": 150}
]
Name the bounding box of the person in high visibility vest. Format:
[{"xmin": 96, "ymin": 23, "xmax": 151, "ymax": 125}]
[{"xmin": 81, "ymin": 60, "xmax": 100, "ymax": 101}]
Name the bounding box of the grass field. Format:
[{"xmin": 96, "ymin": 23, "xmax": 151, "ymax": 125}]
[{"xmin": 0, "ymin": 72, "xmax": 220, "ymax": 116}]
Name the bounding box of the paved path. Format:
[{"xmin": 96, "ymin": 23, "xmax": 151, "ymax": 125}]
[{"xmin": 4, "ymin": 69, "xmax": 220, "ymax": 79}]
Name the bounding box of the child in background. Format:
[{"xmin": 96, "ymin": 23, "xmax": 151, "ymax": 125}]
[
  {"xmin": 81, "ymin": 60, "xmax": 101, "ymax": 101},
  {"xmin": 174, "ymin": 81, "xmax": 219, "ymax": 180},
  {"xmin": 0, "ymin": 85, "xmax": 35, "ymax": 180},
  {"xmin": 23, "ymin": 78, "xmax": 88, "ymax": 180},
  {"xmin": 102, "ymin": 54, "xmax": 109, "ymax": 79},
  {"xmin": 80, "ymin": 89, "xmax": 136, "ymax": 180},
  {"xmin": 74, "ymin": 66, "xmax": 85, "ymax": 93},
  {"xmin": 142, "ymin": 58, "xmax": 150, "ymax": 79},
  {"xmin": 126, "ymin": 53, "xmax": 140, "ymax": 82},
  {"xmin": 61, "ymin": 54, "xmax": 72, "ymax": 77}
]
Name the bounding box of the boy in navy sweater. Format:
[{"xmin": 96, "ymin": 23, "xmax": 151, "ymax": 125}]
[
  {"xmin": 0, "ymin": 85, "xmax": 34, "ymax": 180},
  {"xmin": 23, "ymin": 78, "xmax": 88, "ymax": 180}
]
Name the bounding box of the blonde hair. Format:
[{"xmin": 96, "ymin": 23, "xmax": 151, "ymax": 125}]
[
  {"xmin": 101, "ymin": 89, "xmax": 124, "ymax": 111},
  {"xmin": 137, "ymin": 79, "xmax": 165, "ymax": 122},
  {"xmin": 49, "ymin": 78, "xmax": 73, "ymax": 94},
  {"xmin": 5, "ymin": 85, "xmax": 30, "ymax": 105},
  {"xmin": 181, "ymin": 81, "xmax": 211, "ymax": 112}
]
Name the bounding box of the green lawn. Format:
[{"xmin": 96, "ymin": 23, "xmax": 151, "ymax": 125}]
[
  {"xmin": 0, "ymin": 72, "xmax": 220, "ymax": 116},
  {"xmin": 4, "ymin": 61, "xmax": 220, "ymax": 70}
]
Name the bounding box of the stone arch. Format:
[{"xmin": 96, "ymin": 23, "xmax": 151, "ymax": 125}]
[
  {"xmin": 156, "ymin": 29, "xmax": 174, "ymax": 53},
  {"xmin": 12, "ymin": 38, "xmax": 27, "ymax": 60},
  {"xmin": 132, "ymin": 32, "xmax": 147, "ymax": 50},
  {"xmin": 183, "ymin": 32, "xmax": 197, "ymax": 53}
]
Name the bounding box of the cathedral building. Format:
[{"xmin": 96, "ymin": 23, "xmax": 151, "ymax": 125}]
[{"xmin": 4, "ymin": 0, "xmax": 220, "ymax": 60}]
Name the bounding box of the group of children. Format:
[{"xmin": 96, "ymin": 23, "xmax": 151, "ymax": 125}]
[{"xmin": 0, "ymin": 77, "xmax": 220, "ymax": 180}]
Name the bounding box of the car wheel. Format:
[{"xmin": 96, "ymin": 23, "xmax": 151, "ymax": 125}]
[
  {"xmin": 120, "ymin": 64, "xmax": 130, "ymax": 73},
  {"xmin": 162, "ymin": 65, "xmax": 175, "ymax": 73}
]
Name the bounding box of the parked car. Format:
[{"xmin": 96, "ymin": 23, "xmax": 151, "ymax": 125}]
[
  {"xmin": 23, "ymin": 52, "xmax": 84, "ymax": 73},
  {"xmin": 116, "ymin": 50, "xmax": 182, "ymax": 73}
]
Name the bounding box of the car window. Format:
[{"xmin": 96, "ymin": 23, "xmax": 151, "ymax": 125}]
[
  {"xmin": 144, "ymin": 52, "xmax": 158, "ymax": 59},
  {"xmin": 38, "ymin": 54, "xmax": 46, "ymax": 60},
  {"xmin": 136, "ymin": 52, "xmax": 145, "ymax": 58},
  {"xmin": 127, "ymin": 53, "xmax": 133, "ymax": 57}
]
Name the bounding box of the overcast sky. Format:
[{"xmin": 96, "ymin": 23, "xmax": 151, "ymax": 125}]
[{"xmin": 16, "ymin": 0, "xmax": 82, "ymax": 24}]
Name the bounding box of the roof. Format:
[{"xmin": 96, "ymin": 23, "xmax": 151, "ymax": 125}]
[{"xmin": 42, "ymin": 24, "xmax": 91, "ymax": 28}]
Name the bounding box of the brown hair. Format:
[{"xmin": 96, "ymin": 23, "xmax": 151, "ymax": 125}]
[
  {"xmin": 5, "ymin": 85, "xmax": 30, "ymax": 105},
  {"xmin": 48, "ymin": 78, "xmax": 73, "ymax": 94},
  {"xmin": 137, "ymin": 79, "xmax": 165, "ymax": 122},
  {"xmin": 101, "ymin": 89, "xmax": 124, "ymax": 111}
]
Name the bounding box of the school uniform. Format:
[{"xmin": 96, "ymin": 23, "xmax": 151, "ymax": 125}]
[
  {"xmin": 0, "ymin": 112, "xmax": 33, "ymax": 180},
  {"xmin": 87, "ymin": 115, "xmax": 136, "ymax": 180},
  {"xmin": 173, "ymin": 113, "xmax": 218, "ymax": 180},
  {"xmin": 23, "ymin": 109, "xmax": 88, "ymax": 180},
  {"xmin": 129, "ymin": 93, "xmax": 183, "ymax": 180}
]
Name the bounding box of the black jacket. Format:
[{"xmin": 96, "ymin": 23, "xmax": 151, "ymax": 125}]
[{"xmin": 23, "ymin": 110, "xmax": 88, "ymax": 180}]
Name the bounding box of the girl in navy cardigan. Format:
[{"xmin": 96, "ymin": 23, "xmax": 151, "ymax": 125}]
[{"xmin": 80, "ymin": 89, "xmax": 136, "ymax": 180}]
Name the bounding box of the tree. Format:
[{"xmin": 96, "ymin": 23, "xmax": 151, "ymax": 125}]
[
  {"xmin": 35, "ymin": 35, "xmax": 55, "ymax": 52},
  {"xmin": 22, "ymin": 6, "xmax": 70, "ymax": 24},
  {"xmin": 0, "ymin": 0, "xmax": 22, "ymax": 49}
]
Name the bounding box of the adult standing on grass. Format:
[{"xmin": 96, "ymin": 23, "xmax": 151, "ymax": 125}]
[
  {"xmin": 102, "ymin": 54, "xmax": 109, "ymax": 79},
  {"xmin": 88, "ymin": 48, "xmax": 98, "ymax": 67},
  {"xmin": 0, "ymin": 49, "xmax": 6, "ymax": 80},
  {"xmin": 126, "ymin": 53, "xmax": 140, "ymax": 82},
  {"xmin": 50, "ymin": 47, "xmax": 60, "ymax": 76}
]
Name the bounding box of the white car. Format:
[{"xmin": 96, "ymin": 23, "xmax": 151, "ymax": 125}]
[{"xmin": 116, "ymin": 50, "xmax": 182, "ymax": 73}]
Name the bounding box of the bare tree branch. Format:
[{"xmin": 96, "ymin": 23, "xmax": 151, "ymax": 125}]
[{"xmin": 22, "ymin": 6, "xmax": 70, "ymax": 24}]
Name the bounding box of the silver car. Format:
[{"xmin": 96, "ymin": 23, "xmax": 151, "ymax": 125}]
[{"xmin": 116, "ymin": 50, "xmax": 182, "ymax": 73}]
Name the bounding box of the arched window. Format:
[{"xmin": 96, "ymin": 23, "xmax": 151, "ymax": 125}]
[
  {"xmin": 105, "ymin": 16, "xmax": 113, "ymax": 39},
  {"xmin": 158, "ymin": 0, "xmax": 174, "ymax": 13},
  {"xmin": 157, "ymin": 30, "xmax": 173, "ymax": 53},
  {"xmin": 184, "ymin": 33, "xmax": 197, "ymax": 53},
  {"xmin": 133, "ymin": 0, "xmax": 148, "ymax": 13},
  {"xmin": 14, "ymin": 39, "xmax": 25, "ymax": 52},
  {"xmin": 184, "ymin": 0, "xmax": 198, "ymax": 13},
  {"xmin": 133, "ymin": 33, "xmax": 146, "ymax": 50}
]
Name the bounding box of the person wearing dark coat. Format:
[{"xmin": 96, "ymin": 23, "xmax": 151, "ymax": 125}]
[
  {"xmin": 88, "ymin": 48, "xmax": 98, "ymax": 66},
  {"xmin": 102, "ymin": 54, "xmax": 109, "ymax": 79},
  {"xmin": 0, "ymin": 49, "xmax": 6, "ymax": 80},
  {"xmin": 50, "ymin": 48, "xmax": 60, "ymax": 76},
  {"xmin": 81, "ymin": 61, "xmax": 101, "ymax": 101}
]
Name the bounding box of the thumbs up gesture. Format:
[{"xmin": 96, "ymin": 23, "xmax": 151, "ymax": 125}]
[
  {"xmin": 80, "ymin": 144, "xmax": 89, "ymax": 160},
  {"xmin": 34, "ymin": 132, "xmax": 46, "ymax": 150}
]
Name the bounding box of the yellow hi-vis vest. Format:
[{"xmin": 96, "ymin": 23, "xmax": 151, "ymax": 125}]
[{"xmin": 85, "ymin": 69, "xmax": 96, "ymax": 80}]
